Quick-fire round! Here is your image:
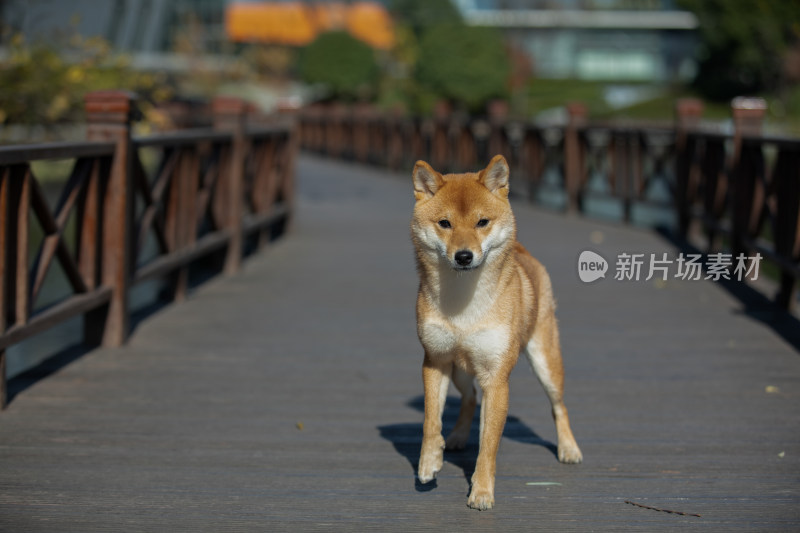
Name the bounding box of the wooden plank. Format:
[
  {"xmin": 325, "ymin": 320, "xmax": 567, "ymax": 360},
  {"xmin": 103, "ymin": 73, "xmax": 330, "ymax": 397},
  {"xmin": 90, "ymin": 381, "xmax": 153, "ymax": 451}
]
[
  {"xmin": 252, "ymin": 139, "xmax": 278, "ymax": 214},
  {"xmin": 134, "ymin": 129, "xmax": 231, "ymax": 148},
  {"xmin": 78, "ymin": 158, "xmax": 106, "ymax": 347},
  {"xmin": 279, "ymin": 133, "xmax": 297, "ymax": 218},
  {"xmin": 78, "ymin": 158, "xmax": 102, "ymax": 291},
  {"xmin": 0, "ymin": 155, "xmax": 797, "ymax": 530},
  {"xmin": 132, "ymin": 230, "xmax": 231, "ymax": 285},
  {"xmin": 0, "ymin": 287, "xmax": 112, "ymax": 350},
  {"xmin": 183, "ymin": 146, "xmax": 199, "ymax": 248},
  {"xmin": 241, "ymin": 203, "xmax": 288, "ymax": 235},
  {"xmin": 224, "ymin": 130, "xmax": 245, "ymax": 275},
  {"xmin": 247, "ymin": 121, "xmax": 294, "ymax": 139},
  {"xmin": 212, "ymin": 144, "xmax": 232, "ymax": 240},
  {"xmin": 194, "ymin": 151, "xmax": 220, "ymax": 229},
  {"xmin": 52, "ymin": 157, "xmax": 94, "ymax": 228},
  {"xmin": 134, "ymin": 148, "xmax": 174, "ymax": 258},
  {"xmin": 174, "ymin": 146, "xmax": 199, "ymax": 300},
  {"xmin": 0, "ymin": 347, "xmax": 5, "ymax": 409},
  {"xmin": 0, "ymin": 141, "xmax": 115, "ymax": 164},
  {"xmin": 28, "ymin": 175, "xmax": 89, "ymax": 302},
  {"xmin": 95, "ymin": 118, "xmax": 132, "ymax": 348},
  {"xmin": 0, "ymin": 168, "xmax": 7, "ymax": 408},
  {"xmin": 14, "ymin": 166, "xmax": 30, "ymax": 327},
  {"xmin": 164, "ymin": 149, "xmax": 183, "ymax": 254},
  {"xmin": 0, "ymin": 167, "xmax": 9, "ymax": 334}
]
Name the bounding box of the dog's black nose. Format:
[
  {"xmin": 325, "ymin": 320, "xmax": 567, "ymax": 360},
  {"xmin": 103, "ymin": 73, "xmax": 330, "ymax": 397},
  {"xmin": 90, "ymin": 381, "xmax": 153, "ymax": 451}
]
[{"xmin": 454, "ymin": 250, "xmax": 473, "ymax": 266}]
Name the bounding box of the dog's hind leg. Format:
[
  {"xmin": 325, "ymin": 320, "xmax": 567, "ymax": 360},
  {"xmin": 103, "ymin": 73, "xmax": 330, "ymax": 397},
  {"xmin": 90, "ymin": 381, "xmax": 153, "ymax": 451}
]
[
  {"xmin": 524, "ymin": 324, "xmax": 583, "ymax": 464},
  {"xmin": 445, "ymin": 365, "xmax": 476, "ymax": 450}
]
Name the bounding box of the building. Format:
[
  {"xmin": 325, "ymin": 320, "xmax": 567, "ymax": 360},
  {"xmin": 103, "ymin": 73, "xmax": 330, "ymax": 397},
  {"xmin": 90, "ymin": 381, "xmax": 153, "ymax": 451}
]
[
  {"xmin": 1, "ymin": 0, "xmax": 229, "ymax": 54},
  {"xmin": 455, "ymin": 0, "xmax": 698, "ymax": 82}
]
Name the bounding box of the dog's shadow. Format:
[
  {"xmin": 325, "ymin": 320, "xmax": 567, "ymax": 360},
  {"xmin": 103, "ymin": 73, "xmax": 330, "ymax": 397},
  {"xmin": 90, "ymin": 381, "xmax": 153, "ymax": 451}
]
[{"xmin": 378, "ymin": 395, "xmax": 557, "ymax": 492}]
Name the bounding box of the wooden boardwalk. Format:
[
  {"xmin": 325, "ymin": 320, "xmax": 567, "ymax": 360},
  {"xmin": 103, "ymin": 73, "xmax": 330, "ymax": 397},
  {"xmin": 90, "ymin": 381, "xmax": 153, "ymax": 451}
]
[{"xmin": 1, "ymin": 154, "xmax": 798, "ymax": 531}]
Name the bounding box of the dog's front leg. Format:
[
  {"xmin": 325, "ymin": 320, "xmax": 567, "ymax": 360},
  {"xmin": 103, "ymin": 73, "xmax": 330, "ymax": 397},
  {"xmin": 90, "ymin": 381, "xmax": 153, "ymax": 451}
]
[
  {"xmin": 468, "ymin": 378, "xmax": 509, "ymax": 510},
  {"xmin": 418, "ymin": 356, "xmax": 451, "ymax": 483}
]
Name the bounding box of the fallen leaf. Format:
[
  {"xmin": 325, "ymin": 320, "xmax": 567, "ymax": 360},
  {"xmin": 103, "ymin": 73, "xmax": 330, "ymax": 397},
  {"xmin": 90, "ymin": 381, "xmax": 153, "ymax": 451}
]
[
  {"xmin": 296, "ymin": 422, "xmax": 304, "ymax": 431},
  {"xmin": 765, "ymin": 385, "xmax": 781, "ymax": 394},
  {"xmin": 778, "ymin": 451, "xmax": 785, "ymax": 458}
]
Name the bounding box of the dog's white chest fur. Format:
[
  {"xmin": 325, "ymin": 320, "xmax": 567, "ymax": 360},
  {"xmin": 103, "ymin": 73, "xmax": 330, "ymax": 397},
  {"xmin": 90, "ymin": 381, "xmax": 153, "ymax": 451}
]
[
  {"xmin": 419, "ymin": 319, "xmax": 510, "ymax": 377},
  {"xmin": 417, "ymin": 265, "xmax": 514, "ymax": 378}
]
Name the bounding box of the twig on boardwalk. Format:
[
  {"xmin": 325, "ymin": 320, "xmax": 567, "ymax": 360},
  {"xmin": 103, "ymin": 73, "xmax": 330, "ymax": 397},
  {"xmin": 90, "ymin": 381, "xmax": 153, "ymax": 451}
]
[{"xmin": 625, "ymin": 500, "xmax": 702, "ymax": 518}]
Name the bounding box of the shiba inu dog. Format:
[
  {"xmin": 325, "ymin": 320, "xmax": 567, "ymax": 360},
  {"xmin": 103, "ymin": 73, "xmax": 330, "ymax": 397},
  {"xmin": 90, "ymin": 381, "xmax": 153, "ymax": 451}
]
[{"xmin": 411, "ymin": 155, "xmax": 582, "ymax": 510}]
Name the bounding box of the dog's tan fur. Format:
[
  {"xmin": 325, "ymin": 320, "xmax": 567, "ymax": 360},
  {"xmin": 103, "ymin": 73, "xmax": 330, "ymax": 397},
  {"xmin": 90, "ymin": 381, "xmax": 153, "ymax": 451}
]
[{"xmin": 411, "ymin": 155, "xmax": 582, "ymax": 510}]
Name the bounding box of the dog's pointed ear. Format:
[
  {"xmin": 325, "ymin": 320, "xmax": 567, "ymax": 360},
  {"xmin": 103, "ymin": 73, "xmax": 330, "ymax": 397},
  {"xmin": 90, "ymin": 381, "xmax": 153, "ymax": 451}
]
[
  {"xmin": 413, "ymin": 160, "xmax": 444, "ymax": 201},
  {"xmin": 478, "ymin": 155, "xmax": 510, "ymax": 197}
]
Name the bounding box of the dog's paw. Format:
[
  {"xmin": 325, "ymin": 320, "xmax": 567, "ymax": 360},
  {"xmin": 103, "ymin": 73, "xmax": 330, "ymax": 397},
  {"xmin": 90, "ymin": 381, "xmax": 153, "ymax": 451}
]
[
  {"xmin": 417, "ymin": 456, "xmax": 442, "ymax": 484},
  {"xmin": 445, "ymin": 429, "xmax": 469, "ymax": 451},
  {"xmin": 417, "ymin": 438, "xmax": 445, "ymax": 483},
  {"xmin": 467, "ymin": 487, "xmax": 494, "ymax": 511},
  {"xmin": 558, "ymin": 441, "xmax": 583, "ymax": 464}
]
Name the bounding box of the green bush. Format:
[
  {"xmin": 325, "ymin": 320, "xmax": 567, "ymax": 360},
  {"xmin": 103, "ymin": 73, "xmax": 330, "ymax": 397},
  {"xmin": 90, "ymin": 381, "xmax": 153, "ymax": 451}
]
[
  {"xmin": 299, "ymin": 31, "xmax": 380, "ymax": 101},
  {"xmin": 414, "ymin": 24, "xmax": 510, "ymax": 114},
  {"xmin": 0, "ymin": 34, "xmax": 172, "ymax": 128},
  {"xmin": 389, "ymin": 0, "xmax": 462, "ymax": 38}
]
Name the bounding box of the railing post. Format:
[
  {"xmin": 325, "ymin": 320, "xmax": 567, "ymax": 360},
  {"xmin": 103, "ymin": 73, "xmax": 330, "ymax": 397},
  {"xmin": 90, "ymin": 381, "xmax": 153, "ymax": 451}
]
[
  {"xmin": 774, "ymin": 150, "xmax": 800, "ymax": 311},
  {"xmin": 212, "ymin": 96, "xmax": 248, "ymax": 276},
  {"xmin": 0, "ymin": 346, "xmax": 4, "ymax": 409},
  {"xmin": 564, "ymin": 102, "xmax": 587, "ymax": 214},
  {"xmin": 432, "ymin": 100, "xmax": 451, "ymax": 172},
  {"xmin": 84, "ymin": 90, "xmax": 136, "ymax": 347},
  {"xmin": 0, "ymin": 164, "xmax": 29, "ymax": 408},
  {"xmin": 730, "ymin": 97, "xmax": 766, "ymax": 262},
  {"xmin": 487, "ymin": 99, "xmax": 508, "ymax": 167},
  {"xmin": 674, "ymin": 98, "xmax": 703, "ymax": 239},
  {"xmin": 353, "ymin": 104, "xmax": 371, "ymax": 163}
]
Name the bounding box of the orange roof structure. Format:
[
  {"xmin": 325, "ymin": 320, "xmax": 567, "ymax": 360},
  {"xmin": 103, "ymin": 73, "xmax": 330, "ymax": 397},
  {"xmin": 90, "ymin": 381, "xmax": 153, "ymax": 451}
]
[{"xmin": 226, "ymin": 1, "xmax": 395, "ymax": 50}]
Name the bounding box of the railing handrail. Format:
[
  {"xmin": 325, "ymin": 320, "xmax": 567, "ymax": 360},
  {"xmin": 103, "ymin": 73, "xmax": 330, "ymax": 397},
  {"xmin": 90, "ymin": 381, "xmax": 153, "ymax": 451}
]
[
  {"xmin": 0, "ymin": 141, "xmax": 117, "ymax": 164},
  {"xmin": 133, "ymin": 128, "xmax": 233, "ymax": 147}
]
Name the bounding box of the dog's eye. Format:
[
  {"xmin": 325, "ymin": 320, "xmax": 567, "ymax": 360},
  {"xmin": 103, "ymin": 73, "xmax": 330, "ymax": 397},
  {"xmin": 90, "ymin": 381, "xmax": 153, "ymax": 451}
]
[
  {"xmin": 438, "ymin": 219, "xmax": 451, "ymax": 229},
  {"xmin": 476, "ymin": 218, "xmax": 490, "ymax": 228}
]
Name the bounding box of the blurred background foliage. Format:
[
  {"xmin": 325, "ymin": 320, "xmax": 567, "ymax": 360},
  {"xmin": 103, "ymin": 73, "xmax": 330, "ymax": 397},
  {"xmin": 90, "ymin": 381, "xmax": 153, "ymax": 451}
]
[
  {"xmin": 677, "ymin": 0, "xmax": 800, "ymax": 102},
  {"xmin": 299, "ymin": 30, "xmax": 379, "ymax": 102},
  {"xmin": 413, "ymin": 24, "xmax": 510, "ymax": 114},
  {"xmin": 0, "ymin": 0, "xmax": 799, "ymax": 134},
  {"xmin": 379, "ymin": 0, "xmax": 510, "ymax": 115},
  {"xmin": 0, "ymin": 32, "xmax": 173, "ymax": 131}
]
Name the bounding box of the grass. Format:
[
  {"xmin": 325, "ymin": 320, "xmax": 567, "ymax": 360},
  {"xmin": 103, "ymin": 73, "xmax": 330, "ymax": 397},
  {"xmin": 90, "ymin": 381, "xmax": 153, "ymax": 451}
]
[
  {"xmin": 524, "ymin": 79, "xmax": 800, "ymax": 135},
  {"xmin": 525, "ymin": 79, "xmax": 613, "ymax": 115}
]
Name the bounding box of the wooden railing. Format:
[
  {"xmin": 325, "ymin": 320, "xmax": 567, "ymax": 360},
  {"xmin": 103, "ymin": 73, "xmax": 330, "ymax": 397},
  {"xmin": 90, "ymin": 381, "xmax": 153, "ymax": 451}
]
[
  {"xmin": 675, "ymin": 100, "xmax": 800, "ymax": 310},
  {"xmin": 0, "ymin": 91, "xmax": 296, "ymax": 408},
  {"xmin": 298, "ymin": 99, "xmax": 800, "ymax": 312}
]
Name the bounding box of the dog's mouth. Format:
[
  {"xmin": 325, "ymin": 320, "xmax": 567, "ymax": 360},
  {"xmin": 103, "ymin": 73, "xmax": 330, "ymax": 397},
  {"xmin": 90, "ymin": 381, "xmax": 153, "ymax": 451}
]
[{"xmin": 452, "ymin": 263, "xmax": 480, "ymax": 272}]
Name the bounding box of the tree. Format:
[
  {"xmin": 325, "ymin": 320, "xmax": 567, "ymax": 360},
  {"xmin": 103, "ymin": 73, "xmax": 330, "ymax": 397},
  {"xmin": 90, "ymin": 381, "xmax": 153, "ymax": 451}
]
[
  {"xmin": 414, "ymin": 24, "xmax": 511, "ymax": 113},
  {"xmin": 679, "ymin": 0, "xmax": 800, "ymax": 100},
  {"xmin": 298, "ymin": 31, "xmax": 380, "ymax": 101},
  {"xmin": 389, "ymin": 0, "xmax": 462, "ymax": 38}
]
